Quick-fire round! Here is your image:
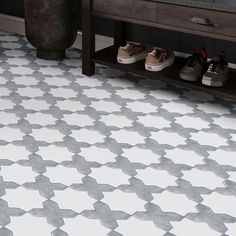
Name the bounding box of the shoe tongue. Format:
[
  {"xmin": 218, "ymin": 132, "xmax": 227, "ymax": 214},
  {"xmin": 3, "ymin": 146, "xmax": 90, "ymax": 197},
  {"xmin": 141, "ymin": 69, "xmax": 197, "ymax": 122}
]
[{"xmin": 197, "ymin": 48, "xmax": 207, "ymax": 59}]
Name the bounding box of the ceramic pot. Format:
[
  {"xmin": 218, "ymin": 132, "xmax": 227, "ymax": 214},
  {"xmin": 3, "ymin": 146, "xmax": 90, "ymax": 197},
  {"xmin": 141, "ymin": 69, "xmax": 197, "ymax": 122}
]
[{"xmin": 24, "ymin": 0, "xmax": 79, "ymax": 59}]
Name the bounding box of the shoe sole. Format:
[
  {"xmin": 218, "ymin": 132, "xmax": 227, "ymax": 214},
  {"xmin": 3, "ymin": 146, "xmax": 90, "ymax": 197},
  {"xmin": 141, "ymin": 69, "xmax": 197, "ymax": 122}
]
[
  {"xmin": 117, "ymin": 53, "xmax": 147, "ymax": 64},
  {"xmin": 179, "ymin": 72, "xmax": 201, "ymax": 82},
  {"xmin": 202, "ymin": 74, "xmax": 229, "ymax": 87},
  {"xmin": 145, "ymin": 57, "xmax": 175, "ymax": 72}
]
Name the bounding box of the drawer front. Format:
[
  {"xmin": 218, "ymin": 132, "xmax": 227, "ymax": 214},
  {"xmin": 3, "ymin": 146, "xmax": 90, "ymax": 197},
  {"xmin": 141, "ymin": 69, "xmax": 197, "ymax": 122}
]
[
  {"xmin": 93, "ymin": 0, "xmax": 157, "ymax": 22},
  {"xmin": 158, "ymin": 3, "xmax": 236, "ymax": 38}
]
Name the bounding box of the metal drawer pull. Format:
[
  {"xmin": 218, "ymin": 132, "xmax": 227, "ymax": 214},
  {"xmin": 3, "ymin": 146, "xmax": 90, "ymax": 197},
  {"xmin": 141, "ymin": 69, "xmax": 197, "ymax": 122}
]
[{"xmin": 190, "ymin": 17, "xmax": 219, "ymax": 28}]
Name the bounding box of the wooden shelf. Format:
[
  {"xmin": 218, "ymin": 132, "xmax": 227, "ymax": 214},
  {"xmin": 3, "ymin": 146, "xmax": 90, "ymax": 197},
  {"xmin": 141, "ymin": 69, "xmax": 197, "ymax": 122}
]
[{"xmin": 94, "ymin": 46, "xmax": 236, "ymax": 100}]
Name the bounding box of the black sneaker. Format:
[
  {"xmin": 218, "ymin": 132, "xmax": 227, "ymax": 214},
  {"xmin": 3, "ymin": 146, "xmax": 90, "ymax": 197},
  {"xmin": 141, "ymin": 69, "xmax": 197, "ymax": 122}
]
[
  {"xmin": 180, "ymin": 47, "xmax": 208, "ymax": 81},
  {"xmin": 202, "ymin": 52, "xmax": 229, "ymax": 87}
]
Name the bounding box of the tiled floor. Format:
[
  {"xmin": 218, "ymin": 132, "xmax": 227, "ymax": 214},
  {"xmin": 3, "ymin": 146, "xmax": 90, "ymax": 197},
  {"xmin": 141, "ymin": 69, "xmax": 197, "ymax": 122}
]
[{"xmin": 0, "ymin": 31, "xmax": 236, "ymax": 236}]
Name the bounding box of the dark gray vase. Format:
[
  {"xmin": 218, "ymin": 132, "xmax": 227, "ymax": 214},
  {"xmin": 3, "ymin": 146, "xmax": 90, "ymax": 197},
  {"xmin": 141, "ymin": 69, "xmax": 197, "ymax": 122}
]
[{"xmin": 24, "ymin": 0, "xmax": 79, "ymax": 60}]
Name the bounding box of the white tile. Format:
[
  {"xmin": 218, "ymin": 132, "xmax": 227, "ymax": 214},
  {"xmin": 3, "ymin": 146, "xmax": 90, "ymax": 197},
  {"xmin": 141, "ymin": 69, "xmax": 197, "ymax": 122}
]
[
  {"xmin": 0, "ymin": 98, "xmax": 15, "ymax": 110},
  {"xmin": 0, "ymin": 111, "xmax": 19, "ymax": 125},
  {"xmin": 165, "ymin": 148, "xmax": 205, "ymax": 167},
  {"xmin": 197, "ymin": 103, "xmax": 231, "ymax": 115},
  {"xmin": 190, "ymin": 131, "xmax": 228, "ymax": 147},
  {"xmin": 44, "ymin": 77, "xmax": 70, "ymax": 87},
  {"xmin": 171, "ymin": 219, "xmax": 221, "ymax": 236},
  {"xmin": 4, "ymin": 49, "xmax": 26, "ymax": 57},
  {"xmin": 63, "ymin": 113, "xmax": 95, "ymax": 127},
  {"xmin": 152, "ymin": 191, "xmax": 197, "ymax": 215},
  {"xmin": 2, "ymin": 42, "xmax": 22, "ymax": 49},
  {"xmin": 161, "ymin": 101, "xmax": 194, "ymax": 115},
  {"xmin": 34, "ymin": 59, "xmax": 59, "ymax": 66},
  {"xmin": 68, "ymin": 68, "xmax": 82, "ymax": 76},
  {"xmin": 122, "ymin": 147, "xmax": 160, "ymax": 165},
  {"xmin": 11, "ymin": 66, "xmax": 34, "ymax": 75},
  {"xmin": 44, "ymin": 166, "xmax": 84, "ymax": 186},
  {"xmin": 8, "ymin": 214, "xmax": 54, "ymax": 236},
  {"xmin": 110, "ymin": 130, "xmax": 145, "ymax": 145},
  {"xmin": 17, "ymin": 88, "xmax": 44, "ymax": 98},
  {"xmin": 39, "ymin": 67, "xmax": 64, "ymax": 76},
  {"xmin": 0, "ymin": 76, "xmax": 6, "ymax": 84},
  {"xmin": 0, "ymin": 87, "xmax": 10, "ymax": 96},
  {"xmin": 21, "ymin": 99, "xmax": 50, "ymax": 111},
  {"xmin": 213, "ymin": 117, "xmax": 236, "ymax": 130},
  {"xmin": 62, "ymin": 216, "xmax": 109, "ymax": 236},
  {"xmin": 126, "ymin": 101, "xmax": 157, "ymax": 113},
  {"xmin": 37, "ymin": 145, "xmax": 73, "ymax": 162},
  {"xmin": 100, "ymin": 114, "xmax": 133, "ymax": 128},
  {"xmin": 182, "ymin": 169, "xmax": 225, "ymax": 190},
  {"xmin": 115, "ymin": 89, "xmax": 146, "ymax": 100},
  {"xmin": 26, "ymin": 113, "xmax": 57, "ymax": 126},
  {"xmin": 50, "ymin": 88, "xmax": 77, "ymax": 99},
  {"xmin": 202, "ymin": 192, "xmax": 236, "ymax": 217},
  {"xmin": 80, "ymin": 147, "xmax": 116, "ymax": 164},
  {"xmin": 99, "ymin": 67, "xmax": 125, "ymax": 78},
  {"xmin": 52, "ymin": 189, "xmax": 96, "ymax": 213},
  {"xmin": 7, "ymin": 58, "xmax": 30, "ymax": 66},
  {"xmin": 70, "ymin": 129, "xmax": 105, "ymax": 144},
  {"xmin": 3, "ymin": 187, "xmax": 44, "ymax": 211},
  {"xmin": 150, "ymin": 130, "xmax": 186, "ymax": 147},
  {"xmin": 56, "ymin": 100, "xmax": 86, "ymax": 112},
  {"xmin": 0, "ymin": 127, "xmax": 23, "ymax": 142},
  {"xmin": 83, "ymin": 88, "xmax": 111, "ymax": 99},
  {"xmin": 136, "ymin": 168, "xmax": 177, "ymax": 189},
  {"xmin": 105, "ymin": 78, "xmax": 134, "ymax": 88},
  {"xmin": 226, "ymin": 222, "xmax": 236, "ymax": 236},
  {"xmin": 228, "ymin": 171, "xmax": 236, "ymax": 182},
  {"xmin": 76, "ymin": 77, "xmax": 103, "ymax": 87},
  {"xmin": 207, "ymin": 150, "xmax": 236, "ymax": 167},
  {"xmin": 13, "ymin": 76, "xmax": 38, "ymax": 86},
  {"xmin": 230, "ymin": 133, "xmax": 236, "ymax": 142},
  {"xmin": 89, "ymin": 166, "xmax": 129, "ymax": 187},
  {"xmin": 89, "ymin": 100, "xmax": 121, "ymax": 113},
  {"xmin": 0, "ymin": 144, "xmax": 29, "ymax": 161},
  {"xmin": 116, "ymin": 217, "xmax": 165, "ymax": 236},
  {"xmin": 31, "ymin": 128, "xmax": 64, "ymax": 143},
  {"xmin": 137, "ymin": 115, "xmax": 171, "ymax": 129},
  {"xmin": 175, "ymin": 116, "xmax": 210, "ymax": 129},
  {"xmin": 0, "ymin": 35, "xmax": 19, "ymax": 41},
  {"xmin": 103, "ymin": 190, "xmax": 146, "ymax": 214},
  {"xmin": 0, "ymin": 164, "xmax": 38, "ymax": 185},
  {"xmin": 150, "ymin": 89, "xmax": 180, "ymax": 101},
  {"xmin": 63, "ymin": 58, "xmax": 81, "ymax": 67}
]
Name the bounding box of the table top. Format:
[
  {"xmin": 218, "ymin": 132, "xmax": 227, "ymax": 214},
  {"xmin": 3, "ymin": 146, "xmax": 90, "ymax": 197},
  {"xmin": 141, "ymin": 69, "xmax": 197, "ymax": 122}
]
[{"xmin": 150, "ymin": 0, "xmax": 236, "ymax": 12}]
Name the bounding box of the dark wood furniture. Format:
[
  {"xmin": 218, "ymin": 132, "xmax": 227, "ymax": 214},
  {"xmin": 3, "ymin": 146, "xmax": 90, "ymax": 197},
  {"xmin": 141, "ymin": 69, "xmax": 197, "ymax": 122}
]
[{"xmin": 82, "ymin": 0, "xmax": 236, "ymax": 100}]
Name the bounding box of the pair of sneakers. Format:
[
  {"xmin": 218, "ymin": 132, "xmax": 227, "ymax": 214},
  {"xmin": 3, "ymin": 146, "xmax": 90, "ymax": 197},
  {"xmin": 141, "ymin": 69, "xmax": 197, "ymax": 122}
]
[
  {"xmin": 180, "ymin": 48, "xmax": 229, "ymax": 87},
  {"xmin": 117, "ymin": 42, "xmax": 175, "ymax": 72}
]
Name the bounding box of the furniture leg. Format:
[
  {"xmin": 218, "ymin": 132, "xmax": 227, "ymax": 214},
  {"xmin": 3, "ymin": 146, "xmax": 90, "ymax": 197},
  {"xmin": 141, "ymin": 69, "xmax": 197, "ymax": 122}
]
[{"xmin": 82, "ymin": 0, "xmax": 95, "ymax": 76}]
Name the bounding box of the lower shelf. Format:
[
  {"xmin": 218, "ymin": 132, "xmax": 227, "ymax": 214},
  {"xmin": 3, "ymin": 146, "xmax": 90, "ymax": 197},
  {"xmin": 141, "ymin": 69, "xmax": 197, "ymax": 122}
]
[{"xmin": 93, "ymin": 46, "xmax": 236, "ymax": 100}]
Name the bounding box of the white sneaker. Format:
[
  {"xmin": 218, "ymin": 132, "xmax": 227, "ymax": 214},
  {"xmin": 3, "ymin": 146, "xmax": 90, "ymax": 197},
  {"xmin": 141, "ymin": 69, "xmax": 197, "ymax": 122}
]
[
  {"xmin": 145, "ymin": 47, "xmax": 175, "ymax": 72},
  {"xmin": 117, "ymin": 42, "xmax": 151, "ymax": 64}
]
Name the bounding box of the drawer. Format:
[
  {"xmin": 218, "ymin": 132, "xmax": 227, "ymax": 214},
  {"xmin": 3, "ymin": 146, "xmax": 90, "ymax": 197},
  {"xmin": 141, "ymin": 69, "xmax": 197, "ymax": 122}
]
[
  {"xmin": 93, "ymin": 0, "xmax": 157, "ymax": 22},
  {"xmin": 158, "ymin": 3, "xmax": 236, "ymax": 38}
]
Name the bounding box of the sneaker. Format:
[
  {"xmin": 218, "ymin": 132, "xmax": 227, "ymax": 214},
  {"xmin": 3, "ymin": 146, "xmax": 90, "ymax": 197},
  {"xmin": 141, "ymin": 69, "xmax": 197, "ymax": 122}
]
[
  {"xmin": 145, "ymin": 47, "xmax": 175, "ymax": 72},
  {"xmin": 202, "ymin": 52, "xmax": 229, "ymax": 87},
  {"xmin": 179, "ymin": 47, "xmax": 207, "ymax": 81},
  {"xmin": 117, "ymin": 42, "xmax": 150, "ymax": 64}
]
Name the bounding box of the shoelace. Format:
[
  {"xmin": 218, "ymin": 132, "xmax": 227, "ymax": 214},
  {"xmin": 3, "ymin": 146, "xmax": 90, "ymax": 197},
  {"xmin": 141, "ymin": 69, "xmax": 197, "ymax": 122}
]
[
  {"xmin": 188, "ymin": 54, "xmax": 203, "ymax": 68},
  {"xmin": 209, "ymin": 61, "xmax": 223, "ymax": 74}
]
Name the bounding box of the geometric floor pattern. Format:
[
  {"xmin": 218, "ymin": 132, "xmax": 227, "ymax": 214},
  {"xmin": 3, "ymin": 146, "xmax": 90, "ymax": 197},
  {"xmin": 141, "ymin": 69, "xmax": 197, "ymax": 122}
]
[{"xmin": 0, "ymin": 30, "xmax": 236, "ymax": 236}]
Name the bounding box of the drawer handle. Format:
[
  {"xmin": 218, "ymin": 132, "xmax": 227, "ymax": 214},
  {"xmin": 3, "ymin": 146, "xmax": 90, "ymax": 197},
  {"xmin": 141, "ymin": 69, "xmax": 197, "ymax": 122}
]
[{"xmin": 190, "ymin": 17, "xmax": 219, "ymax": 28}]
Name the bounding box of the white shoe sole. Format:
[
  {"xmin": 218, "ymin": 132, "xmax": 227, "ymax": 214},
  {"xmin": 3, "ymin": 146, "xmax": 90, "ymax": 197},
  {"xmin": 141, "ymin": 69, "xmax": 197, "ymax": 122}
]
[
  {"xmin": 179, "ymin": 72, "xmax": 201, "ymax": 82},
  {"xmin": 202, "ymin": 76, "xmax": 229, "ymax": 87},
  {"xmin": 117, "ymin": 53, "xmax": 147, "ymax": 64},
  {"xmin": 145, "ymin": 57, "xmax": 175, "ymax": 72}
]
